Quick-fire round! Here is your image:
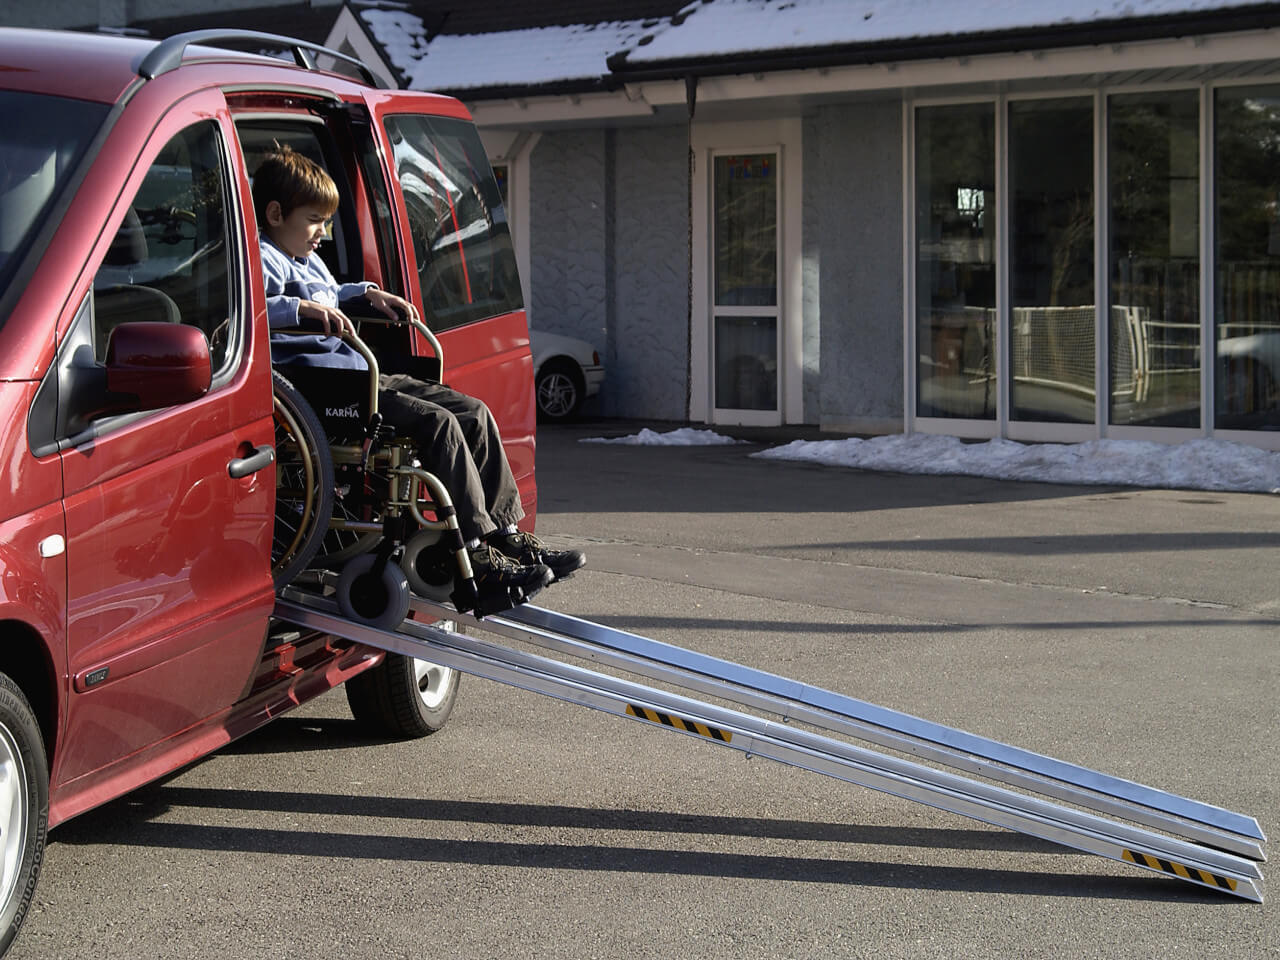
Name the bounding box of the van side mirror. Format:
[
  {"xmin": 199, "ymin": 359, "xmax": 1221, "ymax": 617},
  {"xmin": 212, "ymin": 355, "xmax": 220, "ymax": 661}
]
[{"xmin": 102, "ymin": 321, "xmax": 211, "ymax": 414}]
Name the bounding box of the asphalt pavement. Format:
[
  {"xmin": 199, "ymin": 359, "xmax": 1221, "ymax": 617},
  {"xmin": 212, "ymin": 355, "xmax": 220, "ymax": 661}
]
[{"xmin": 11, "ymin": 420, "xmax": 1279, "ymax": 959}]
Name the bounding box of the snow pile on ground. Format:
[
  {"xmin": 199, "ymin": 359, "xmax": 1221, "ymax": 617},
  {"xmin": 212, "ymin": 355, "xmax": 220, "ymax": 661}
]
[
  {"xmin": 581, "ymin": 427, "xmax": 745, "ymax": 446},
  {"xmin": 753, "ymin": 434, "xmax": 1280, "ymax": 493}
]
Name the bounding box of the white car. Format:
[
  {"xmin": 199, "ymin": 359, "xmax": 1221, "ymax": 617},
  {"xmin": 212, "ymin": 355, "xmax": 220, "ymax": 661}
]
[{"xmin": 529, "ymin": 328, "xmax": 605, "ymax": 420}]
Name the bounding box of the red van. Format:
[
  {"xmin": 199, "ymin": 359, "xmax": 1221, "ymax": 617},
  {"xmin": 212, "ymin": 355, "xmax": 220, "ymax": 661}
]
[{"xmin": 0, "ymin": 28, "xmax": 535, "ymax": 955}]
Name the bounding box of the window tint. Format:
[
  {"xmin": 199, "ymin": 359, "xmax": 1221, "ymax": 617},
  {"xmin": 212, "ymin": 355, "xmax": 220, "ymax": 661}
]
[
  {"xmin": 92, "ymin": 122, "xmax": 235, "ymax": 373},
  {"xmin": 382, "ymin": 114, "xmax": 522, "ymax": 332}
]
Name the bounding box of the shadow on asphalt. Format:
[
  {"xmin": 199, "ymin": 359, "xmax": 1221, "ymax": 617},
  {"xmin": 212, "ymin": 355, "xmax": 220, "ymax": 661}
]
[
  {"xmin": 49, "ymin": 785, "xmax": 1228, "ymax": 903},
  {"xmin": 782, "ymin": 531, "xmax": 1280, "ymax": 556}
]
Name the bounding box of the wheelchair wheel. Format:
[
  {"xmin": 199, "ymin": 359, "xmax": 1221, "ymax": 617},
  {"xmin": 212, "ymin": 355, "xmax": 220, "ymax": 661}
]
[
  {"xmin": 272, "ymin": 371, "xmax": 335, "ymax": 589},
  {"xmin": 400, "ymin": 527, "xmax": 457, "ymax": 601},
  {"xmin": 336, "ymin": 553, "xmax": 411, "ymax": 629}
]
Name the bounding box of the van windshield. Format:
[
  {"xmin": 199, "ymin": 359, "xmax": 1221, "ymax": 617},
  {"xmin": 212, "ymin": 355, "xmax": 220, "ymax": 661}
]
[{"xmin": 0, "ymin": 90, "xmax": 108, "ymax": 311}]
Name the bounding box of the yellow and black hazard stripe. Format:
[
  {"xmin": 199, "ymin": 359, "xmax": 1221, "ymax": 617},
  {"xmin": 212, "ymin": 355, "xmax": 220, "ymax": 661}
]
[
  {"xmin": 626, "ymin": 704, "xmax": 732, "ymax": 743},
  {"xmin": 1122, "ymin": 849, "xmax": 1238, "ymax": 891}
]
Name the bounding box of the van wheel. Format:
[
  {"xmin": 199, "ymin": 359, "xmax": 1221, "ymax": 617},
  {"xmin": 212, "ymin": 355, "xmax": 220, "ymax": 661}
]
[
  {"xmin": 346, "ymin": 635, "xmax": 461, "ymax": 739},
  {"xmin": 0, "ymin": 674, "xmax": 47, "ymax": 957}
]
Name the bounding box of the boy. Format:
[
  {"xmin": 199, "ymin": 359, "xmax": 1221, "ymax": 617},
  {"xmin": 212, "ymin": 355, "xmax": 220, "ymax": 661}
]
[{"xmin": 254, "ymin": 145, "xmax": 584, "ymax": 598}]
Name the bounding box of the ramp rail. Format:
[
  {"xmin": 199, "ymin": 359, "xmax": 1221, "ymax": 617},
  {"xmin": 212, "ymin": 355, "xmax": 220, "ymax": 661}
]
[{"xmin": 274, "ymin": 588, "xmax": 1266, "ymax": 902}]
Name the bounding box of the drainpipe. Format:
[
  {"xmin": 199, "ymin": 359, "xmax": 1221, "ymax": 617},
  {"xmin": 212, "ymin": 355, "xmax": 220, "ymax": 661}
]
[{"xmin": 685, "ymin": 74, "xmax": 697, "ymax": 421}]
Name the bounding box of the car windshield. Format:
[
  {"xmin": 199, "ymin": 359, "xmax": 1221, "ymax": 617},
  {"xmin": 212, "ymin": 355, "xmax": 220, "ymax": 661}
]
[{"xmin": 0, "ymin": 90, "xmax": 108, "ymax": 312}]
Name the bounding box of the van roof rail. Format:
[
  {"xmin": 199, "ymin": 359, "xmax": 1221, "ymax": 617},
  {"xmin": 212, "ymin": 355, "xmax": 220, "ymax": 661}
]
[{"xmin": 137, "ymin": 29, "xmax": 389, "ymax": 89}]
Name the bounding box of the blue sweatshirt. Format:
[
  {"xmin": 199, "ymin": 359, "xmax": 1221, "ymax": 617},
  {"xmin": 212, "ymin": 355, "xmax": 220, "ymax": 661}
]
[{"xmin": 260, "ymin": 237, "xmax": 374, "ymax": 370}]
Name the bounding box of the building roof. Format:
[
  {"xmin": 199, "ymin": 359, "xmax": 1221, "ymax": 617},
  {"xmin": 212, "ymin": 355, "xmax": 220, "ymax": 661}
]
[
  {"xmin": 623, "ymin": 0, "xmax": 1280, "ymax": 66},
  {"xmin": 348, "ymin": 0, "xmax": 1280, "ymax": 97}
]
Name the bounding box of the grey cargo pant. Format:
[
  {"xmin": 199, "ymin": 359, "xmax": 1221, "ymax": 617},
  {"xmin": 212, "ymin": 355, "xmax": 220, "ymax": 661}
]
[{"xmin": 377, "ymin": 373, "xmax": 524, "ymax": 542}]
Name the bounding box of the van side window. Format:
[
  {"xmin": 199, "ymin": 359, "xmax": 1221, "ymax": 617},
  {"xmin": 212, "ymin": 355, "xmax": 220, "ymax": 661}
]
[
  {"xmin": 382, "ymin": 115, "xmax": 523, "ymax": 332},
  {"xmin": 92, "ymin": 121, "xmax": 236, "ymax": 373}
]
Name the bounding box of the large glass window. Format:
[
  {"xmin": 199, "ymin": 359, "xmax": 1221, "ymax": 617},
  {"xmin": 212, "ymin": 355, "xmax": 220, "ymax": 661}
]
[
  {"xmin": 1008, "ymin": 98, "xmax": 1095, "ymax": 423},
  {"xmin": 1109, "ymin": 91, "xmax": 1201, "ymax": 427},
  {"xmin": 383, "ymin": 115, "xmax": 522, "ymax": 332},
  {"xmin": 915, "ymin": 104, "xmax": 996, "ymax": 420},
  {"xmin": 1214, "ymin": 85, "xmax": 1280, "ymax": 431}
]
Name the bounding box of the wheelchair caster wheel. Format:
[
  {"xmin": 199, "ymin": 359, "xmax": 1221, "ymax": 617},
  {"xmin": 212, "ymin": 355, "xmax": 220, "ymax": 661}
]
[
  {"xmin": 337, "ymin": 554, "xmax": 411, "ymax": 629},
  {"xmin": 400, "ymin": 528, "xmax": 456, "ymax": 602}
]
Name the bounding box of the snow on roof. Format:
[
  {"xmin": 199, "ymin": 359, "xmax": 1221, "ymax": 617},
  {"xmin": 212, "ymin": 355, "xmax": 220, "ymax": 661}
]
[
  {"xmin": 628, "ymin": 0, "xmax": 1277, "ymax": 64},
  {"xmin": 360, "ymin": 9, "xmax": 656, "ymax": 90},
  {"xmin": 356, "ymin": 0, "xmax": 1276, "ymax": 93}
]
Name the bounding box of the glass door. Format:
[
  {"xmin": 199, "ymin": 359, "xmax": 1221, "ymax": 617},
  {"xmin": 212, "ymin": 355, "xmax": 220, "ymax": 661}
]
[{"xmin": 712, "ymin": 152, "xmax": 780, "ymax": 421}]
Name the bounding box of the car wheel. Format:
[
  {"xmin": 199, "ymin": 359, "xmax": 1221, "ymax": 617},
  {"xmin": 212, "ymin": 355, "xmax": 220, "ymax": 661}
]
[
  {"xmin": 536, "ymin": 359, "xmax": 584, "ymax": 421},
  {"xmin": 345, "ymin": 626, "xmax": 461, "ymax": 738},
  {"xmin": 0, "ymin": 674, "xmax": 47, "ymax": 957}
]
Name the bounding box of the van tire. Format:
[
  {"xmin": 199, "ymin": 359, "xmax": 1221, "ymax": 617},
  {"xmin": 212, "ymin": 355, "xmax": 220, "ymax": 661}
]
[
  {"xmin": 0, "ymin": 673, "xmax": 47, "ymax": 957},
  {"xmin": 345, "ymin": 647, "xmax": 461, "ymax": 739}
]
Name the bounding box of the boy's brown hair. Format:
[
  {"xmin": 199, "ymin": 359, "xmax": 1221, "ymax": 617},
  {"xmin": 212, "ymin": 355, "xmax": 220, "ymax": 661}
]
[{"xmin": 251, "ymin": 144, "xmax": 340, "ymax": 226}]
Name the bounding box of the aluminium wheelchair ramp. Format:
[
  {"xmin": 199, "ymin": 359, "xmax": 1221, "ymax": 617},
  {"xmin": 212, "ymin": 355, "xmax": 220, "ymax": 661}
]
[{"xmin": 273, "ymin": 588, "xmax": 1266, "ymax": 902}]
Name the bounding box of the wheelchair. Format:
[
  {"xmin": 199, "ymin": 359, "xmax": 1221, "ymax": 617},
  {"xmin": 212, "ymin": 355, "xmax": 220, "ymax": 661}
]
[{"xmin": 269, "ymin": 314, "xmax": 526, "ymax": 624}]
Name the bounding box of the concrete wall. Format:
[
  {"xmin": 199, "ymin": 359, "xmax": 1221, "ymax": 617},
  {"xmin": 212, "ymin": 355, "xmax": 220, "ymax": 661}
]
[
  {"xmin": 808, "ymin": 99, "xmax": 905, "ymax": 432},
  {"xmin": 530, "ymin": 125, "xmax": 689, "ymax": 420},
  {"xmin": 611, "ymin": 124, "xmax": 689, "ymax": 420},
  {"xmin": 529, "ymin": 129, "xmax": 608, "ymax": 349}
]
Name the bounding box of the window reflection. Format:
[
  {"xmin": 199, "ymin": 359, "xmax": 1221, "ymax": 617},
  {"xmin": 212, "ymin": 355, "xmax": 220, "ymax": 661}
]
[
  {"xmin": 1215, "ymin": 85, "xmax": 1280, "ymax": 431},
  {"xmin": 1009, "ymin": 98, "xmax": 1095, "ymax": 423},
  {"xmin": 1109, "ymin": 91, "xmax": 1201, "ymax": 427},
  {"xmin": 915, "ymin": 103, "xmax": 996, "ymax": 419},
  {"xmin": 714, "ymin": 154, "xmax": 777, "ymax": 307},
  {"xmin": 383, "ymin": 115, "xmax": 522, "ymax": 332},
  {"xmin": 714, "ymin": 315, "xmax": 776, "ymax": 410}
]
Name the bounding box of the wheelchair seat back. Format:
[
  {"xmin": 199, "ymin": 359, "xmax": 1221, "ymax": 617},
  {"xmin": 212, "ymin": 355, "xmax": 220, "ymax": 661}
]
[{"xmin": 277, "ymin": 364, "xmax": 372, "ymax": 442}]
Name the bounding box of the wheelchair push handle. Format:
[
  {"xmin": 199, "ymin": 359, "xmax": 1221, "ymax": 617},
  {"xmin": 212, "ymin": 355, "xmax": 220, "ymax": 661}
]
[{"xmin": 350, "ymin": 306, "xmax": 445, "ymax": 372}]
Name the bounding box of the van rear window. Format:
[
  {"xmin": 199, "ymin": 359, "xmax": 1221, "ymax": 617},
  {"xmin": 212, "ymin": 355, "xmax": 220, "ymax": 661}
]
[{"xmin": 382, "ymin": 114, "xmax": 522, "ymax": 332}]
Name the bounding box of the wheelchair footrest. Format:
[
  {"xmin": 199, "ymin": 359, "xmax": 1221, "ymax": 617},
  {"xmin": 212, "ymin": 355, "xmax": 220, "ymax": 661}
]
[{"xmin": 460, "ymin": 579, "xmax": 547, "ymax": 619}]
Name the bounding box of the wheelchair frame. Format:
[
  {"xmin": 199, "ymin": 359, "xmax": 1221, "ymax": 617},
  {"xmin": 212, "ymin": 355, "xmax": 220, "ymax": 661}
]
[{"xmin": 270, "ymin": 316, "xmax": 490, "ymax": 622}]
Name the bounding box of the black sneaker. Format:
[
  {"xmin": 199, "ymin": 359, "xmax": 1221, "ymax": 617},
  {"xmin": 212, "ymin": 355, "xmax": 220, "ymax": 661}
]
[
  {"xmin": 467, "ymin": 544, "xmax": 553, "ymax": 601},
  {"xmin": 487, "ymin": 530, "xmax": 586, "ymax": 581}
]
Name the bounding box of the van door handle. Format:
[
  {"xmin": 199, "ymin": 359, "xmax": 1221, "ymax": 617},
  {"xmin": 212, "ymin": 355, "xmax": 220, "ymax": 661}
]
[{"xmin": 228, "ymin": 444, "xmax": 275, "ymax": 478}]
